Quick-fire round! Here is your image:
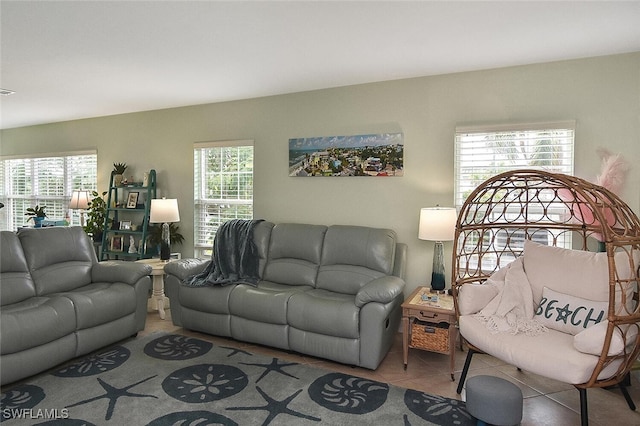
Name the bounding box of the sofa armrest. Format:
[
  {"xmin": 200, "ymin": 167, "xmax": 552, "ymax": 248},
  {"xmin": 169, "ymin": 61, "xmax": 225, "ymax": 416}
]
[
  {"xmin": 164, "ymin": 258, "xmax": 210, "ymax": 281},
  {"xmin": 355, "ymin": 275, "xmax": 405, "ymax": 307},
  {"xmin": 92, "ymin": 261, "xmax": 152, "ymax": 285}
]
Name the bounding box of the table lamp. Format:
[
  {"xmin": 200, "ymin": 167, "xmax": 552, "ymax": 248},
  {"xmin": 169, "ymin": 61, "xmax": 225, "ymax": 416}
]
[
  {"xmin": 150, "ymin": 198, "xmax": 180, "ymax": 261},
  {"xmin": 69, "ymin": 190, "xmax": 91, "ymax": 227},
  {"xmin": 418, "ymin": 206, "xmax": 457, "ymax": 291}
]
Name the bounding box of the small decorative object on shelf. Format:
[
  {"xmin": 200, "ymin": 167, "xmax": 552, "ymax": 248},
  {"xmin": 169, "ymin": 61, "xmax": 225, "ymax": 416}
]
[
  {"xmin": 126, "ymin": 192, "xmax": 139, "ymax": 209},
  {"xmin": 128, "ymin": 236, "xmax": 137, "ymax": 254},
  {"xmin": 112, "ymin": 163, "xmax": 127, "ymax": 186}
]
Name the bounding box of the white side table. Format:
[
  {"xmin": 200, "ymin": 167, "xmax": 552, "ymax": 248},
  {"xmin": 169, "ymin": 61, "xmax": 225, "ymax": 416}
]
[{"xmin": 136, "ymin": 258, "xmax": 170, "ymax": 320}]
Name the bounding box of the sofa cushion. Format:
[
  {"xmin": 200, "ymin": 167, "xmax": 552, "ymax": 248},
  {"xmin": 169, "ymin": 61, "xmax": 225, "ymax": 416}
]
[
  {"xmin": 0, "ymin": 296, "xmax": 76, "ymax": 354},
  {"xmin": 253, "ymin": 221, "xmax": 275, "ymax": 277},
  {"xmin": 229, "ymin": 281, "xmax": 312, "ymax": 324},
  {"xmin": 262, "ymin": 223, "xmax": 327, "ymax": 286},
  {"xmin": 18, "ymin": 227, "xmax": 96, "ymax": 295},
  {"xmin": 288, "ymin": 289, "xmax": 360, "ymax": 338},
  {"xmin": 317, "ymin": 226, "xmax": 396, "ymax": 294},
  {"xmin": 54, "ymin": 282, "xmax": 138, "ymax": 329},
  {"xmin": 459, "ymin": 314, "xmax": 622, "ymax": 384},
  {"xmin": 176, "ymin": 283, "xmax": 235, "ymax": 314},
  {"xmin": 523, "ymin": 239, "xmax": 635, "ymax": 308},
  {"xmin": 535, "ymin": 287, "xmax": 608, "ymax": 335},
  {"xmin": 0, "ymin": 231, "xmax": 36, "ymax": 306}
]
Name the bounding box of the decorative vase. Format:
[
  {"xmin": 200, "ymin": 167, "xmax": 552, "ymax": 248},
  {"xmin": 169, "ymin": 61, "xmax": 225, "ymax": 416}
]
[
  {"xmin": 114, "ymin": 174, "xmax": 124, "ymax": 186},
  {"xmin": 33, "ymin": 217, "xmax": 44, "ymax": 228}
]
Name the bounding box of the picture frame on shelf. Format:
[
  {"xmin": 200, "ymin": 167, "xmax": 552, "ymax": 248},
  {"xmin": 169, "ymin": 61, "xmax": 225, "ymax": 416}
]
[
  {"xmin": 126, "ymin": 192, "xmax": 139, "ymax": 209},
  {"xmin": 119, "ymin": 220, "xmax": 131, "ymax": 231},
  {"xmin": 110, "ymin": 236, "xmax": 123, "ymax": 252}
]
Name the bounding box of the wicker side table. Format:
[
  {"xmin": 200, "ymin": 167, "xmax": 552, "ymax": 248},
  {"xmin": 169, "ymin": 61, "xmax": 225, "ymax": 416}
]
[{"xmin": 402, "ymin": 286, "xmax": 457, "ymax": 380}]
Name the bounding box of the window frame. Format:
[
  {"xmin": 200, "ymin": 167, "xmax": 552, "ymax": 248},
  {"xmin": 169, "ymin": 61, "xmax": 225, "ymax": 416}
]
[
  {"xmin": 193, "ymin": 140, "xmax": 254, "ymax": 258},
  {"xmin": 454, "ymin": 120, "xmax": 575, "ymax": 209},
  {"xmin": 454, "ymin": 121, "xmax": 575, "ymax": 256},
  {"xmin": 0, "ymin": 151, "xmax": 97, "ymax": 231}
]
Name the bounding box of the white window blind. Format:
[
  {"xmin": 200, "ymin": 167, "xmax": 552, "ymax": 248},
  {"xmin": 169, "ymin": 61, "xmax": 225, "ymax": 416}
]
[
  {"xmin": 0, "ymin": 152, "xmax": 97, "ymax": 231},
  {"xmin": 454, "ymin": 122, "xmax": 575, "ymax": 266},
  {"xmin": 194, "ymin": 141, "xmax": 254, "ymax": 258},
  {"xmin": 454, "ymin": 121, "xmax": 575, "ymax": 208}
]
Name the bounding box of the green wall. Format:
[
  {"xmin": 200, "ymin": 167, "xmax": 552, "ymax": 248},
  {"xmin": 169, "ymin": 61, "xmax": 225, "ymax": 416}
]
[{"xmin": 2, "ymin": 52, "xmax": 639, "ymax": 295}]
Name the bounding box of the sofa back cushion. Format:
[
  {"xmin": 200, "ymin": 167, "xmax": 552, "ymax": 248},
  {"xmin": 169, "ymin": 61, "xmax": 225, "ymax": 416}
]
[
  {"xmin": 18, "ymin": 226, "xmax": 96, "ymax": 295},
  {"xmin": 523, "ymin": 239, "xmax": 636, "ymax": 311},
  {"xmin": 253, "ymin": 221, "xmax": 274, "ymax": 278},
  {"xmin": 262, "ymin": 223, "xmax": 327, "ymax": 286},
  {"xmin": 0, "ymin": 231, "xmax": 36, "ymax": 306},
  {"xmin": 317, "ymin": 225, "xmax": 397, "ymax": 294}
]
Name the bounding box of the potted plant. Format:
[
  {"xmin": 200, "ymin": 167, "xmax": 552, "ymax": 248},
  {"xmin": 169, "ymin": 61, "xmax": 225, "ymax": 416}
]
[
  {"xmin": 84, "ymin": 191, "xmax": 108, "ymax": 242},
  {"xmin": 113, "ymin": 162, "xmax": 127, "ymax": 186},
  {"xmin": 147, "ymin": 223, "xmax": 185, "ymax": 256},
  {"xmin": 25, "ymin": 205, "xmax": 47, "ymax": 227}
]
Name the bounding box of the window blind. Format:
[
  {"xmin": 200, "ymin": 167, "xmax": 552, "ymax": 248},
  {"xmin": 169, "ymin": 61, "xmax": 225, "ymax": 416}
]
[
  {"xmin": 193, "ymin": 141, "xmax": 254, "ymax": 258},
  {"xmin": 0, "ymin": 152, "xmax": 97, "ymax": 230},
  {"xmin": 454, "ymin": 121, "xmax": 575, "ymax": 208}
]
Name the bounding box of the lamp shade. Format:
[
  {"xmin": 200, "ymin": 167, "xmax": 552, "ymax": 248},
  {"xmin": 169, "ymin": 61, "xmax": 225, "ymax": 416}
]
[
  {"xmin": 150, "ymin": 198, "xmax": 180, "ymax": 223},
  {"xmin": 69, "ymin": 190, "xmax": 90, "ymax": 210},
  {"xmin": 418, "ymin": 207, "xmax": 457, "ymax": 241}
]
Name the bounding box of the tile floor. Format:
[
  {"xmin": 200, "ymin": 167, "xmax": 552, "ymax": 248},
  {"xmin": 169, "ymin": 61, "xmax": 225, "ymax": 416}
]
[{"xmin": 142, "ymin": 310, "xmax": 640, "ymax": 426}]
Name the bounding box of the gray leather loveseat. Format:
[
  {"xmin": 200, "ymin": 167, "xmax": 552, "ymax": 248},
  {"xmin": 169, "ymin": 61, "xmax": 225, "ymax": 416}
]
[
  {"xmin": 0, "ymin": 226, "xmax": 152, "ymax": 385},
  {"xmin": 164, "ymin": 222, "xmax": 407, "ymax": 369}
]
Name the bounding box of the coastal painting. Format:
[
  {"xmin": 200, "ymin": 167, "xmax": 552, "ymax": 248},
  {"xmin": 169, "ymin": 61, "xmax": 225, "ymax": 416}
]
[{"xmin": 289, "ymin": 133, "xmax": 404, "ymax": 177}]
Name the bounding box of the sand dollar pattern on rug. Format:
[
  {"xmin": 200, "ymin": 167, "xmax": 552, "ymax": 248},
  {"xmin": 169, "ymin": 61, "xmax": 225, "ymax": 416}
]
[
  {"xmin": 54, "ymin": 346, "xmax": 130, "ymax": 377},
  {"xmin": 162, "ymin": 364, "xmax": 249, "ymax": 403}
]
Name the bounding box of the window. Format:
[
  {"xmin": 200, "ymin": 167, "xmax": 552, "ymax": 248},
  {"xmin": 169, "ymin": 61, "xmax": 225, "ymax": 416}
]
[
  {"xmin": 454, "ymin": 122, "xmax": 575, "ymax": 263},
  {"xmin": 0, "ymin": 151, "xmax": 97, "ymax": 231},
  {"xmin": 194, "ymin": 140, "xmax": 254, "ymax": 258},
  {"xmin": 455, "ymin": 121, "xmax": 574, "ymax": 208}
]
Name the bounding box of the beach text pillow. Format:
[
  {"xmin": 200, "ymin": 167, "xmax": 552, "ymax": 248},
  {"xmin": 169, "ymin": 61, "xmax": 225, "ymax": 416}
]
[{"xmin": 535, "ymin": 287, "xmax": 608, "ymax": 335}]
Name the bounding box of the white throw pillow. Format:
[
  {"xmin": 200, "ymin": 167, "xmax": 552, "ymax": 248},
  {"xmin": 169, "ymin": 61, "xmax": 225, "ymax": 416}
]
[
  {"xmin": 573, "ymin": 320, "xmax": 637, "ymax": 356},
  {"xmin": 458, "ymin": 283, "xmax": 499, "ymax": 315},
  {"xmin": 535, "ymin": 287, "xmax": 608, "ymax": 335}
]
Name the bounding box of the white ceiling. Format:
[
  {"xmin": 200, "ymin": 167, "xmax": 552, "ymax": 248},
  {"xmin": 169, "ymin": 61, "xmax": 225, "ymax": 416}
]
[{"xmin": 1, "ymin": 1, "xmax": 639, "ymax": 130}]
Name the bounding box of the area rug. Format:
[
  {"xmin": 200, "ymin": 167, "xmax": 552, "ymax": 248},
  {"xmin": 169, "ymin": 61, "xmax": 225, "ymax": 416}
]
[{"xmin": 1, "ymin": 333, "xmax": 474, "ymax": 425}]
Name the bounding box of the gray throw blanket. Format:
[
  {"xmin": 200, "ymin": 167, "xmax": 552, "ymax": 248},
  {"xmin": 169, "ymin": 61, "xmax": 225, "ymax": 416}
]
[{"xmin": 183, "ymin": 219, "xmax": 264, "ymax": 287}]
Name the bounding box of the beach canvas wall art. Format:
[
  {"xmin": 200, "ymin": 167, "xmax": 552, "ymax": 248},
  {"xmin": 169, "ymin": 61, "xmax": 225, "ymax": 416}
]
[{"xmin": 289, "ymin": 133, "xmax": 404, "ymax": 177}]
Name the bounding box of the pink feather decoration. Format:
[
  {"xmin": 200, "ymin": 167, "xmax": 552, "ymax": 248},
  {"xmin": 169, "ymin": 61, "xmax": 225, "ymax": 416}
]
[
  {"xmin": 594, "ymin": 148, "xmax": 629, "ymax": 195},
  {"xmin": 557, "ymin": 149, "xmax": 629, "ymax": 241}
]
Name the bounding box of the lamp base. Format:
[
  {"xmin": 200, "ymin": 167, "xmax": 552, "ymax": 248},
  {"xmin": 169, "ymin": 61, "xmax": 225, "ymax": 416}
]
[
  {"xmin": 430, "ymin": 271, "xmax": 446, "ymax": 291},
  {"xmin": 160, "ymin": 222, "xmax": 171, "ymax": 261},
  {"xmin": 430, "ymin": 241, "xmax": 446, "ymax": 291},
  {"xmin": 159, "ymin": 242, "xmax": 170, "ymax": 261}
]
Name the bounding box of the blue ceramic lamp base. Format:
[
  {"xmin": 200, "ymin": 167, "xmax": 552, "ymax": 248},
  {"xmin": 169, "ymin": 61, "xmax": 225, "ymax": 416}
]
[{"xmin": 430, "ymin": 241, "xmax": 446, "ymax": 291}]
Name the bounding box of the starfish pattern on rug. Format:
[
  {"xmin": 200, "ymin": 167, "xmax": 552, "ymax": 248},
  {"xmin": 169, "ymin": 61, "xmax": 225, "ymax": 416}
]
[
  {"xmin": 227, "ymin": 385, "xmax": 321, "ymax": 425},
  {"xmin": 65, "ymin": 375, "xmax": 158, "ymax": 420},
  {"xmin": 220, "ymin": 346, "xmax": 254, "ymax": 358},
  {"xmin": 240, "ymin": 357, "xmax": 299, "ymax": 383}
]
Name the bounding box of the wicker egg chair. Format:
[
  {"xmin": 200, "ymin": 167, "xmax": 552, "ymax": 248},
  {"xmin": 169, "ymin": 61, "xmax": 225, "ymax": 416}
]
[{"xmin": 451, "ymin": 169, "xmax": 640, "ymax": 426}]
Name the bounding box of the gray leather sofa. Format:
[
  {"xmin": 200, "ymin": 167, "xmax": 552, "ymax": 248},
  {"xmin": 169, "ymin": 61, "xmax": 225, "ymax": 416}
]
[
  {"xmin": 164, "ymin": 222, "xmax": 407, "ymax": 369},
  {"xmin": 0, "ymin": 226, "xmax": 152, "ymax": 385}
]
